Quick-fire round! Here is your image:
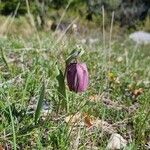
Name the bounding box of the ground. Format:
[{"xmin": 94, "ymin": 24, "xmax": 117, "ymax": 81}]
[{"xmin": 0, "ymin": 28, "xmax": 150, "ymax": 149}]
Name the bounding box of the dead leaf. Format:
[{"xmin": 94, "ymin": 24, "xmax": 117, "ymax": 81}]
[
  {"xmin": 0, "ymin": 145, "xmax": 4, "ymax": 150},
  {"xmin": 83, "ymin": 113, "xmax": 94, "ymax": 127},
  {"xmin": 106, "ymin": 133, "xmax": 127, "ymax": 149},
  {"xmin": 132, "ymin": 88, "xmax": 144, "ymax": 98}
]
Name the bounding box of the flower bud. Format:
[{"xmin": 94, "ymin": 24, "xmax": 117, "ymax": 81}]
[{"xmin": 66, "ymin": 63, "xmax": 89, "ymax": 92}]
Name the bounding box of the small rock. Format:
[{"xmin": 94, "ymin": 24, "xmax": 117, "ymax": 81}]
[
  {"xmin": 106, "ymin": 133, "xmax": 127, "ymax": 150},
  {"xmin": 129, "ymin": 31, "xmax": 150, "ymax": 45}
]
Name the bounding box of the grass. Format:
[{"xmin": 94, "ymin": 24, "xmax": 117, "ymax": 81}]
[{"xmin": 0, "ymin": 26, "xmax": 150, "ymax": 150}]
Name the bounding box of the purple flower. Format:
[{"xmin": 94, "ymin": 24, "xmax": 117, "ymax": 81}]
[{"xmin": 66, "ymin": 63, "xmax": 89, "ymax": 92}]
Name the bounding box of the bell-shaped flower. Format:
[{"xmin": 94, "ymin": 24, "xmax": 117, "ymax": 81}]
[{"xmin": 66, "ymin": 63, "xmax": 89, "ymax": 92}]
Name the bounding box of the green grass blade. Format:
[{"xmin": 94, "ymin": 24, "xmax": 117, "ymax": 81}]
[
  {"xmin": 8, "ymin": 103, "xmax": 17, "ymax": 150},
  {"xmin": 34, "ymin": 82, "xmax": 45, "ymax": 124}
]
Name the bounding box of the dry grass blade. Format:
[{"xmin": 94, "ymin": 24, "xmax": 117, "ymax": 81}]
[
  {"xmin": 5, "ymin": 3, "xmax": 20, "ymax": 35},
  {"xmin": 102, "ymin": 97, "xmax": 125, "ymax": 110},
  {"xmin": 65, "ymin": 113, "xmax": 82, "ymax": 125},
  {"xmin": 52, "ymin": 17, "xmax": 78, "ymax": 50},
  {"xmin": 55, "ymin": 0, "xmax": 73, "ymax": 31},
  {"xmin": 0, "ymin": 15, "xmax": 12, "ymax": 35}
]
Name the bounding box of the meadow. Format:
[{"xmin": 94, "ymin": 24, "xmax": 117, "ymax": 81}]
[{"xmin": 0, "ymin": 14, "xmax": 150, "ymax": 150}]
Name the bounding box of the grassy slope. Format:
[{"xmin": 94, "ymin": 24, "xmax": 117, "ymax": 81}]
[{"xmin": 0, "ymin": 22, "xmax": 150, "ymax": 149}]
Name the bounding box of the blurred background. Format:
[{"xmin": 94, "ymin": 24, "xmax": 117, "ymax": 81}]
[{"xmin": 0, "ymin": 0, "xmax": 150, "ymax": 37}]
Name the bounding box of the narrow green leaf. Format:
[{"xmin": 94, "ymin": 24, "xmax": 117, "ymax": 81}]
[
  {"xmin": 34, "ymin": 82, "xmax": 45, "ymax": 124},
  {"xmin": 56, "ymin": 68, "xmax": 68, "ymax": 111}
]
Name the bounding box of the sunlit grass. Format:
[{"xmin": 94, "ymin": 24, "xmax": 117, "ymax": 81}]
[{"xmin": 0, "ymin": 31, "xmax": 150, "ymax": 149}]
